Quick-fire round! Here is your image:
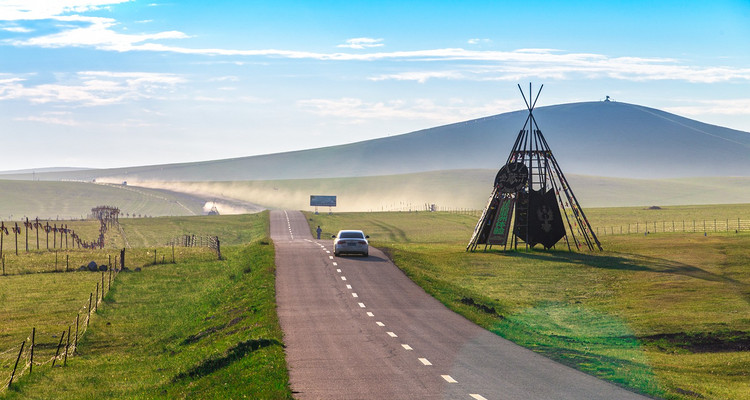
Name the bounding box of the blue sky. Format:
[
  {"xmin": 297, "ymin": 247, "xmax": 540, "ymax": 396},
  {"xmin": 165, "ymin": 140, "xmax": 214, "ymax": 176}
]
[{"xmin": 1, "ymin": 0, "xmax": 749, "ymax": 169}]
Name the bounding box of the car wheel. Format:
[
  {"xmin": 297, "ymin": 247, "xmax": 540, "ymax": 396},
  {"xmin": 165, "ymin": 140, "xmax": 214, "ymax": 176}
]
[
  {"xmin": 334, "ymin": 251, "xmax": 340, "ymax": 257},
  {"xmin": 363, "ymin": 251, "xmax": 368, "ymax": 257}
]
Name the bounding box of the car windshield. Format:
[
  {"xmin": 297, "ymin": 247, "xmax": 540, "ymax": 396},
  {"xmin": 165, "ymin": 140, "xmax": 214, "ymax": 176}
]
[{"xmin": 340, "ymin": 232, "xmax": 365, "ymax": 239}]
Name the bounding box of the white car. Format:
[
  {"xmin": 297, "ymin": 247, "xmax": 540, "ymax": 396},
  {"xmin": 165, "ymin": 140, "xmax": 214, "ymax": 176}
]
[{"xmin": 332, "ymin": 230, "xmax": 369, "ymax": 257}]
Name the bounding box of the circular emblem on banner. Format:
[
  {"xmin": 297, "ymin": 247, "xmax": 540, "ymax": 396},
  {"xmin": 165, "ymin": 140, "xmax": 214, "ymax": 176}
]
[{"xmin": 494, "ymin": 162, "xmax": 528, "ymax": 193}]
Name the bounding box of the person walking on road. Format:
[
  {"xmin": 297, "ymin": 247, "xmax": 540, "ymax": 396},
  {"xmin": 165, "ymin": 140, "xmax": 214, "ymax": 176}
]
[{"xmin": 316, "ymin": 226, "xmax": 322, "ymax": 240}]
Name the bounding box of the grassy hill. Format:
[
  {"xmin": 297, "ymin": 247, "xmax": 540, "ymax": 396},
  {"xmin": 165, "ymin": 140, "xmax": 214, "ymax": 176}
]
[
  {"xmin": 3, "ymin": 101, "xmax": 749, "ymax": 183},
  {"xmin": 0, "ymin": 180, "xmax": 233, "ymax": 219}
]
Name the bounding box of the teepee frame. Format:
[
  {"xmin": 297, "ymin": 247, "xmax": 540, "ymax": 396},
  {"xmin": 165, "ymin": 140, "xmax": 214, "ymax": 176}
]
[{"xmin": 467, "ymin": 84, "xmax": 602, "ymax": 252}]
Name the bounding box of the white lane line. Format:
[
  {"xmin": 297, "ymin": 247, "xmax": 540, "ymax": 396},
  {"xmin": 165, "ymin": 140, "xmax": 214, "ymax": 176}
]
[
  {"xmin": 326, "ymin": 250, "xmax": 331, "ymax": 254},
  {"xmin": 346, "ymin": 284, "xmax": 352, "ymax": 289},
  {"xmin": 358, "ymin": 302, "xmax": 366, "ymax": 308},
  {"xmin": 470, "ymin": 395, "xmax": 488, "ymax": 400},
  {"xmin": 352, "ymin": 293, "xmax": 358, "ymax": 298},
  {"xmin": 401, "ymin": 344, "xmax": 413, "ymax": 350},
  {"xmin": 386, "ymin": 332, "xmax": 397, "ymax": 338},
  {"xmin": 332, "ymin": 262, "xmax": 338, "ymax": 266},
  {"xmin": 366, "ymin": 312, "xmax": 374, "ymax": 317},
  {"xmin": 329, "ymin": 256, "xmax": 334, "ymax": 260},
  {"xmin": 441, "ymin": 375, "xmax": 457, "ymax": 383},
  {"xmin": 341, "ymin": 276, "xmax": 347, "ymax": 281},
  {"xmin": 418, "ymin": 358, "xmax": 432, "ymax": 366},
  {"xmin": 336, "ymin": 269, "xmax": 341, "ymax": 273},
  {"xmin": 376, "ymin": 321, "xmax": 385, "ymax": 327}
]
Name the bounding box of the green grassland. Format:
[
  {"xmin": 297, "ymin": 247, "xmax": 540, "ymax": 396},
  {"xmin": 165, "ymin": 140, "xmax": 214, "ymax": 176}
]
[
  {"xmin": 1, "ymin": 212, "xmax": 291, "ymax": 399},
  {"xmin": 307, "ymin": 206, "xmax": 750, "ymax": 400}
]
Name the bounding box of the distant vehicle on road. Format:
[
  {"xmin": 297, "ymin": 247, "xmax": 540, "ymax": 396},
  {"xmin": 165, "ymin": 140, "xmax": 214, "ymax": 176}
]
[{"xmin": 332, "ymin": 230, "xmax": 369, "ymax": 257}]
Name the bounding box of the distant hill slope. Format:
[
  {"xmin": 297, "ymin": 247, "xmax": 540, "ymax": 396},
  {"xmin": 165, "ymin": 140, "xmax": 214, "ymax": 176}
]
[
  {"xmin": 129, "ymin": 170, "xmax": 750, "ymax": 211},
  {"xmin": 5, "ymin": 101, "xmax": 750, "ymax": 182},
  {"xmin": 0, "ymin": 180, "xmax": 238, "ymax": 219}
]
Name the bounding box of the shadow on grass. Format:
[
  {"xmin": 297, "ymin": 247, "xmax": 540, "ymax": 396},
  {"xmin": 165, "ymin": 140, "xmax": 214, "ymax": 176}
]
[
  {"xmin": 501, "ymin": 249, "xmax": 746, "ymax": 288},
  {"xmin": 368, "ymin": 220, "xmax": 410, "ymax": 243},
  {"xmin": 172, "ymin": 338, "xmax": 282, "ymax": 381}
]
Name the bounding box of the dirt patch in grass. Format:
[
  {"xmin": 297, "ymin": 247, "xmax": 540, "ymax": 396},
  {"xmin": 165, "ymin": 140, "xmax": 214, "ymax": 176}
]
[{"xmin": 641, "ymin": 331, "xmax": 750, "ymax": 353}]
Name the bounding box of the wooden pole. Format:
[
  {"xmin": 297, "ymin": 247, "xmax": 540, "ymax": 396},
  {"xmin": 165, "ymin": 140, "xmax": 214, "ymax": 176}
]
[
  {"xmin": 8, "ymin": 341, "xmax": 25, "ymax": 388},
  {"xmin": 95, "ymin": 283, "xmax": 99, "ymax": 312},
  {"xmin": 75, "ymin": 314, "xmax": 80, "ymax": 354},
  {"xmin": 30, "ymin": 328, "xmax": 35, "ymax": 374},
  {"xmin": 87, "ymin": 293, "xmax": 92, "ymax": 327},
  {"xmin": 52, "ymin": 331, "xmax": 65, "ymax": 368},
  {"xmin": 64, "ymin": 326, "xmax": 70, "ymax": 366}
]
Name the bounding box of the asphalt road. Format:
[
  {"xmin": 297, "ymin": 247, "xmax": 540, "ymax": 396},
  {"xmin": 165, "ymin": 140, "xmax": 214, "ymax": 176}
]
[{"xmin": 273, "ymin": 210, "xmax": 650, "ymax": 400}]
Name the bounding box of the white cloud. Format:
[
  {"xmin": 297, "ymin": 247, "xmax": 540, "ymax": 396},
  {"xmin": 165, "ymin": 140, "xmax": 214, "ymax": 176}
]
[
  {"xmin": 15, "ymin": 111, "xmax": 80, "ymax": 126},
  {"xmin": 0, "ymin": 71, "xmax": 185, "ymax": 106},
  {"xmin": 0, "ymin": 1, "xmax": 133, "ymax": 20},
  {"xmin": 3, "ymin": 3, "xmax": 749, "ymax": 86},
  {"xmin": 1, "ymin": 25, "xmax": 32, "ymax": 33},
  {"xmin": 468, "ymin": 38, "xmax": 492, "ymax": 45},
  {"xmin": 297, "ymin": 97, "xmax": 518, "ymax": 125},
  {"xmin": 664, "ymin": 99, "xmax": 750, "ymax": 116},
  {"xmin": 337, "ymin": 37, "xmax": 384, "ymax": 49}
]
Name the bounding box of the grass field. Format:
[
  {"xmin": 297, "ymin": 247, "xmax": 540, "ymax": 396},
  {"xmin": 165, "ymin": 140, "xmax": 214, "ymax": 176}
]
[
  {"xmin": 307, "ymin": 206, "xmax": 750, "ymax": 400},
  {"xmin": 0, "ymin": 180, "xmax": 207, "ymax": 220},
  {"xmin": 1, "ymin": 212, "xmax": 291, "ymax": 399}
]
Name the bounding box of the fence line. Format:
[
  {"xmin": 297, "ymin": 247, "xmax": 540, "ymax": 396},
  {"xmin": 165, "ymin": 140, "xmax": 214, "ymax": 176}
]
[
  {"xmin": 595, "ymin": 218, "xmax": 750, "ymax": 236},
  {"xmin": 1, "ymin": 259, "xmax": 122, "ymax": 392},
  {"xmin": 167, "ymin": 234, "xmax": 222, "ymax": 260}
]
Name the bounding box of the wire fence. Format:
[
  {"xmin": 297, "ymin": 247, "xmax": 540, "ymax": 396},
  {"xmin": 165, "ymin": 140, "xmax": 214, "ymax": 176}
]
[
  {"xmin": 166, "ymin": 234, "xmax": 222, "ymax": 260},
  {"xmin": 1, "ymin": 265, "xmax": 121, "ymax": 393},
  {"xmin": 595, "ymin": 218, "xmax": 750, "ymax": 236}
]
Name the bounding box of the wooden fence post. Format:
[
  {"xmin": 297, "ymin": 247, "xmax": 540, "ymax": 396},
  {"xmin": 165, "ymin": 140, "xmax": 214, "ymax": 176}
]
[
  {"xmin": 30, "ymin": 328, "xmax": 35, "ymax": 374},
  {"xmin": 95, "ymin": 283, "xmax": 99, "ymax": 312},
  {"xmin": 87, "ymin": 293, "xmax": 92, "ymax": 327},
  {"xmin": 75, "ymin": 314, "xmax": 80, "ymax": 354},
  {"xmin": 8, "ymin": 341, "xmax": 25, "ymax": 388},
  {"xmin": 64, "ymin": 326, "xmax": 71, "ymax": 366},
  {"xmin": 52, "ymin": 331, "xmax": 65, "ymax": 368}
]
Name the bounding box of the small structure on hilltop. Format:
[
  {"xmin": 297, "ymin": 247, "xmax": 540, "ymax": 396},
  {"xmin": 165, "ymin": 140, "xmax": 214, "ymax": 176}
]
[{"xmin": 467, "ymin": 84, "xmax": 601, "ymax": 252}]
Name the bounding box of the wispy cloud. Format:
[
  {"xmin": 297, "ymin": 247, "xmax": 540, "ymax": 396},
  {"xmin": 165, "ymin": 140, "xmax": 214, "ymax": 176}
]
[
  {"xmin": 468, "ymin": 38, "xmax": 492, "ymax": 45},
  {"xmin": 3, "ymin": 3, "xmax": 750, "ymax": 86},
  {"xmin": 665, "ymin": 99, "xmax": 750, "ymax": 116},
  {"xmin": 338, "ymin": 37, "xmax": 384, "ymax": 49},
  {"xmin": 0, "ymin": 71, "xmax": 185, "ymax": 106},
  {"xmin": 297, "ymin": 97, "xmax": 518, "ymax": 124}
]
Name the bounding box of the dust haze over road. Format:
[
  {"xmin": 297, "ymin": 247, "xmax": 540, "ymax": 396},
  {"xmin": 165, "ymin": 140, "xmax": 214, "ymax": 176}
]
[{"xmin": 272, "ymin": 210, "xmax": 649, "ymax": 399}]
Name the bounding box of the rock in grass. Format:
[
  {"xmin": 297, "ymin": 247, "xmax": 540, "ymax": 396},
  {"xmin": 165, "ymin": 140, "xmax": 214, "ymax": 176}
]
[{"xmin": 87, "ymin": 261, "xmax": 98, "ymax": 271}]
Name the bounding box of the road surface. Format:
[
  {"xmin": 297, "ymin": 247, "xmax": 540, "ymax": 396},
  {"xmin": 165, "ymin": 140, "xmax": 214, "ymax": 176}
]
[{"xmin": 273, "ymin": 210, "xmax": 650, "ymax": 400}]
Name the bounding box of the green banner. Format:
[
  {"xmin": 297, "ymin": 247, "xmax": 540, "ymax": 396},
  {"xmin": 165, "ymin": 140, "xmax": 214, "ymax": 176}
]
[{"xmin": 488, "ymin": 196, "xmax": 515, "ymax": 245}]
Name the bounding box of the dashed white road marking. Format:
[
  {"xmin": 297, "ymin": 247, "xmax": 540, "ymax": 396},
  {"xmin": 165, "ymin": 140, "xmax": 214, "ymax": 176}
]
[
  {"xmin": 346, "ymin": 284, "xmax": 352, "ymax": 289},
  {"xmin": 341, "ymin": 276, "xmax": 347, "ymax": 281},
  {"xmin": 329, "ymin": 256, "xmax": 334, "ymax": 260},
  {"xmin": 470, "ymin": 395, "xmax": 488, "ymax": 400},
  {"xmin": 336, "ymin": 269, "xmax": 342, "ymax": 273},
  {"xmin": 366, "ymin": 312, "xmax": 374, "ymax": 317},
  {"xmin": 386, "ymin": 332, "xmax": 398, "ymax": 338},
  {"xmin": 332, "ymin": 262, "xmax": 338, "ymax": 266},
  {"xmin": 352, "ymin": 293, "xmax": 358, "ymax": 298},
  {"xmin": 401, "ymin": 344, "xmax": 413, "ymax": 350},
  {"xmin": 419, "ymin": 358, "xmax": 432, "ymax": 366},
  {"xmin": 376, "ymin": 321, "xmax": 385, "ymax": 327},
  {"xmin": 441, "ymin": 375, "xmax": 457, "ymax": 383},
  {"xmin": 326, "ymin": 250, "xmax": 330, "ymax": 254},
  {"xmin": 358, "ymin": 302, "xmax": 366, "ymax": 308}
]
